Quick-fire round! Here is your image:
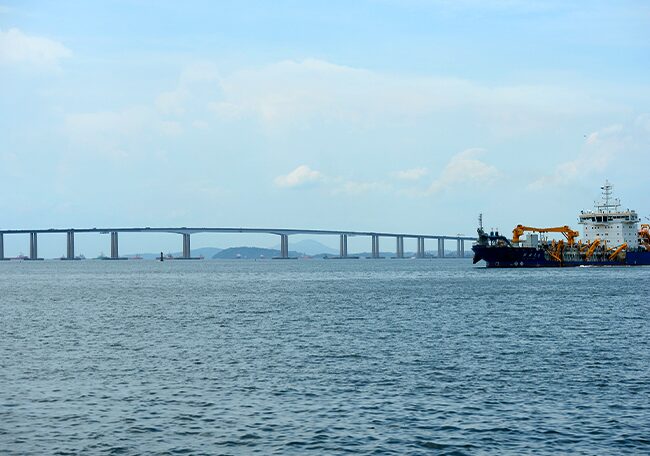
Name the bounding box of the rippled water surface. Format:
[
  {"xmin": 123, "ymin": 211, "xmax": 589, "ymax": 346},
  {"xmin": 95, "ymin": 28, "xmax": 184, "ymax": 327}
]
[{"xmin": 1, "ymin": 259, "xmax": 649, "ymax": 454}]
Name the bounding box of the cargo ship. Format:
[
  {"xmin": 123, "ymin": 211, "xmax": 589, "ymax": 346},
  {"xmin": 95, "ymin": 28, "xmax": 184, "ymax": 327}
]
[{"xmin": 472, "ymin": 181, "xmax": 650, "ymax": 267}]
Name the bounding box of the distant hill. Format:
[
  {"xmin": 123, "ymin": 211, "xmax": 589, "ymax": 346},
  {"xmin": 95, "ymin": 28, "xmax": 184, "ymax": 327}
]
[
  {"xmin": 273, "ymin": 239, "xmax": 338, "ymax": 256},
  {"xmin": 213, "ymin": 247, "xmax": 303, "ymax": 259},
  {"xmin": 185, "ymin": 247, "xmax": 223, "ymax": 258}
]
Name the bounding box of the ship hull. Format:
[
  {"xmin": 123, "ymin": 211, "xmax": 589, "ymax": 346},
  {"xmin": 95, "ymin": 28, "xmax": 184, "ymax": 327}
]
[
  {"xmin": 625, "ymin": 251, "xmax": 650, "ymax": 266},
  {"xmin": 472, "ymin": 245, "xmax": 650, "ymax": 268}
]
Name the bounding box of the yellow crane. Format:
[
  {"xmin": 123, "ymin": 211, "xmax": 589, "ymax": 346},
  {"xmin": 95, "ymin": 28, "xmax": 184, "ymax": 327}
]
[
  {"xmin": 548, "ymin": 240, "xmax": 564, "ymax": 262},
  {"xmin": 640, "ymin": 224, "xmax": 650, "ymax": 251},
  {"xmin": 608, "ymin": 243, "xmax": 628, "ymax": 261},
  {"xmin": 512, "ymin": 225, "xmax": 580, "ymax": 246},
  {"xmin": 584, "ymin": 239, "xmax": 600, "ymax": 260}
]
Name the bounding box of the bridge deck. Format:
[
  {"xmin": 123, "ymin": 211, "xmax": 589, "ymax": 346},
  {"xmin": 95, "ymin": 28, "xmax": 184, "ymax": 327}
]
[{"xmin": 0, "ymin": 227, "xmax": 477, "ymax": 241}]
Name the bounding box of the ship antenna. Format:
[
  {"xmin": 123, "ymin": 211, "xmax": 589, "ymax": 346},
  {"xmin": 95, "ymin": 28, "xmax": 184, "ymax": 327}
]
[
  {"xmin": 602, "ymin": 179, "xmax": 611, "ymax": 208},
  {"xmin": 478, "ymin": 213, "xmax": 483, "ymax": 230},
  {"xmin": 597, "ymin": 179, "xmax": 620, "ymax": 213}
]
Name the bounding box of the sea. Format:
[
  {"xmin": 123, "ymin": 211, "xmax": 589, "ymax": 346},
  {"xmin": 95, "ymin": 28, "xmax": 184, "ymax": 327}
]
[{"xmin": 1, "ymin": 259, "xmax": 649, "ymax": 455}]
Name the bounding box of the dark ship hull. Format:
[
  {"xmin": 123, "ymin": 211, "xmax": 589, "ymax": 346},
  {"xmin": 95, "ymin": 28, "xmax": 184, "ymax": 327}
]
[
  {"xmin": 472, "ymin": 244, "xmax": 650, "ymax": 268},
  {"xmin": 625, "ymin": 251, "xmax": 650, "ymax": 266}
]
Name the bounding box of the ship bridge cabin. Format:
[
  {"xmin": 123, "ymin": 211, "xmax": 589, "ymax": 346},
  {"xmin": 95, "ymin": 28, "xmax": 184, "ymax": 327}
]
[{"xmin": 578, "ymin": 181, "xmax": 639, "ymax": 249}]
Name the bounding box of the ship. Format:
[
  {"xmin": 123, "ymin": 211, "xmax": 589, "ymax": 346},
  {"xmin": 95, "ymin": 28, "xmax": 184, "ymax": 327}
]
[{"xmin": 472, "ymin": 181, "xmax": 650, "ymax": 267}]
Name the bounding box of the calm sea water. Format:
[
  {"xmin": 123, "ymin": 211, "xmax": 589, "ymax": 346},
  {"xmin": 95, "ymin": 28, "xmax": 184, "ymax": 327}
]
[{"xmin": 1, "ymin": 259, "xmax": 649, "ymax": 455}]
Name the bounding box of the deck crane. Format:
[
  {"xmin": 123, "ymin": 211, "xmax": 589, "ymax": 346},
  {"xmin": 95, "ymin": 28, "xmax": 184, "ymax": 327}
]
[
  {"xmin": 608, "ymin": 243, "xmax": 628, "ymax": 261},
  {"xmin": 639, "ymin": 224, "xmax": 650, "ymax": 251},
  {"xmin": 548, "ymin": 240, "xmax": 564, "ymax": 262},
  {"xmin": 512, "ymin": 225, "xmax": 580, "ymax": 246},
  {"xmin": 584, "ymin": 239, "xmax": 600, "ymax": 260}
]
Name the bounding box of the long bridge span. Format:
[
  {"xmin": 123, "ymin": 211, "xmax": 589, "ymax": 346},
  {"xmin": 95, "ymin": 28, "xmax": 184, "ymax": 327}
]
[{"xmin": 0, "ymin": 227, "xmax": 477, "ymax": 260}]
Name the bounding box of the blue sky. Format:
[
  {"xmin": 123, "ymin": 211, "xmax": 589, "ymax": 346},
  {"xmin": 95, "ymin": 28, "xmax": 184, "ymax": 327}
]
[{"xmin": 1, "ymin": 0, "xmax": 649, "ymax": 257}]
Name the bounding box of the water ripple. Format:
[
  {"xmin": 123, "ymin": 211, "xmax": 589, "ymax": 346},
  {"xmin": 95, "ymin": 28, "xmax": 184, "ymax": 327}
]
[{"xmin": 1, "ymin": 260, "xmax": 649, "ymax": 454}]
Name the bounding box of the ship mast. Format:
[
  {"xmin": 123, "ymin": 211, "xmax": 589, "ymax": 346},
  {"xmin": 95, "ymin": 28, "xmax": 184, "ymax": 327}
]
[{"xmin": 595, "ymin": 180, "xmax": 620, "ymax": 213}]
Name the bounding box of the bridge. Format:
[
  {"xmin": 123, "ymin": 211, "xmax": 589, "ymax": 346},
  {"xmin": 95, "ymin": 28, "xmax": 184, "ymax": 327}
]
[{"xmin": 0, "ymin": 227, "xmax": 477, "ymax": 260}]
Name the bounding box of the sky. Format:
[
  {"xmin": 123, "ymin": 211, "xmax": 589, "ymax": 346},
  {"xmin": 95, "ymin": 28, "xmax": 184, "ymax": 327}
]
[{"xmin": 1, "ymin": 0, "xmax": 649, "ymax": 257}]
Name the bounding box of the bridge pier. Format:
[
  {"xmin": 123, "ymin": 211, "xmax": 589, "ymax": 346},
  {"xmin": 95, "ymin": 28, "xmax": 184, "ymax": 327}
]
[
  {"xmin": 182, "ymin": 233, "xmax": 191, "ymax": 259},
  {"xmin": 66, "ymin": 231, "xmax": 75, "ymax": 260},
  {"xmin": 110, "ymin": 232, "xmax": 119, "ymax": 259},
  {"xmin": 29, "ymin": 232, "xmax": 41, "ymax": 260},
  {"xmin": 273, "ymin": 234, "xmax": 291, "ymax": 259},
  {"xmin": 395, "ymin": 236, "xmax": 404, "ymax": 258},
  {"xmin": 457, "ymin": 239, "xmax": 465, "ymax": 258},
  {"xmin": 438, "ymin": 238, "xmax": 445, "ymax": 258},
  {"xmin": 370, "ymin": 235, "xmax": 383, "ymax": 259},
  {"xmin": 333, "ymin": 234, "xmax": 358, "ymax": 259},
  {"xmin": 416, "ymin": 237, "xmax": 425, "ymax": 258},
  {"xmin": 0, "ymin": 233, "xmax": 4, "ymax": 260},
  {"xmin": 281, "ymin": 234, "xmax": 288, "ymax": 258}
]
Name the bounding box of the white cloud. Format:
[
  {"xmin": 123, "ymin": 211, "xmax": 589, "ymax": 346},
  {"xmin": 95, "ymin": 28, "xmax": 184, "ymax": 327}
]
[
  {"xmin": 156, "ymin": 89, "xmax": 188, "ymax": 116},
  {"xmin": 585, "ymin": 124, "xmax": 623, "ymax": 145},
  {"xmin": 528, "ymin": 118, "xmax": 650, "ymax": 190},
  {"xmin": 64, "ymin": 106, "xmax": 182, "ymax": 158},
  {"xmin": 61, "ymin": 58, "xmax": 623, "ymax": 167},
  {"xmin": 273, "ymin": 152, "xmax": 498, "ymax": 196},
  {"xmin": 274, "ymin": 165, "xmax": 324, "ymax": 188},
  {"xmin": 0, "ymin": 27, "xmax": 71, "ymax": 66},
  {"xmin": 192, "ymin": 120, "xmax": 209, "ymax": 129},
  {"xmin": 427, "ymin": 148, "xmax": 499, "ymax": 194},
  {"xmin": 156, "ymin": 62, "xmax": 221, "ymax": 116},
  {"xmin": 207, "ymin": 58, "xmax": 611, "ymax": 136},
  {"xmin": 394, "ymin": 167, "xmax": 428, "ymax": 181},
  {"xmin": 332, "ymin": 180, "xmax": 389, "ymax": 195},
  {"xmin": 274, "ymin": 165, "xmax": 393, "ymax": 195},
  {"xmin": 635, "ymin": 114, "xmax": 650, "ymax": 133}
]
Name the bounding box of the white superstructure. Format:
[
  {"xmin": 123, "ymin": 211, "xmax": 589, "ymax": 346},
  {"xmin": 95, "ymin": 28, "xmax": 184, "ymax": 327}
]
[{"xmin": 578, "ymin": 181, "xmax": 639, "ymax": 249}]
